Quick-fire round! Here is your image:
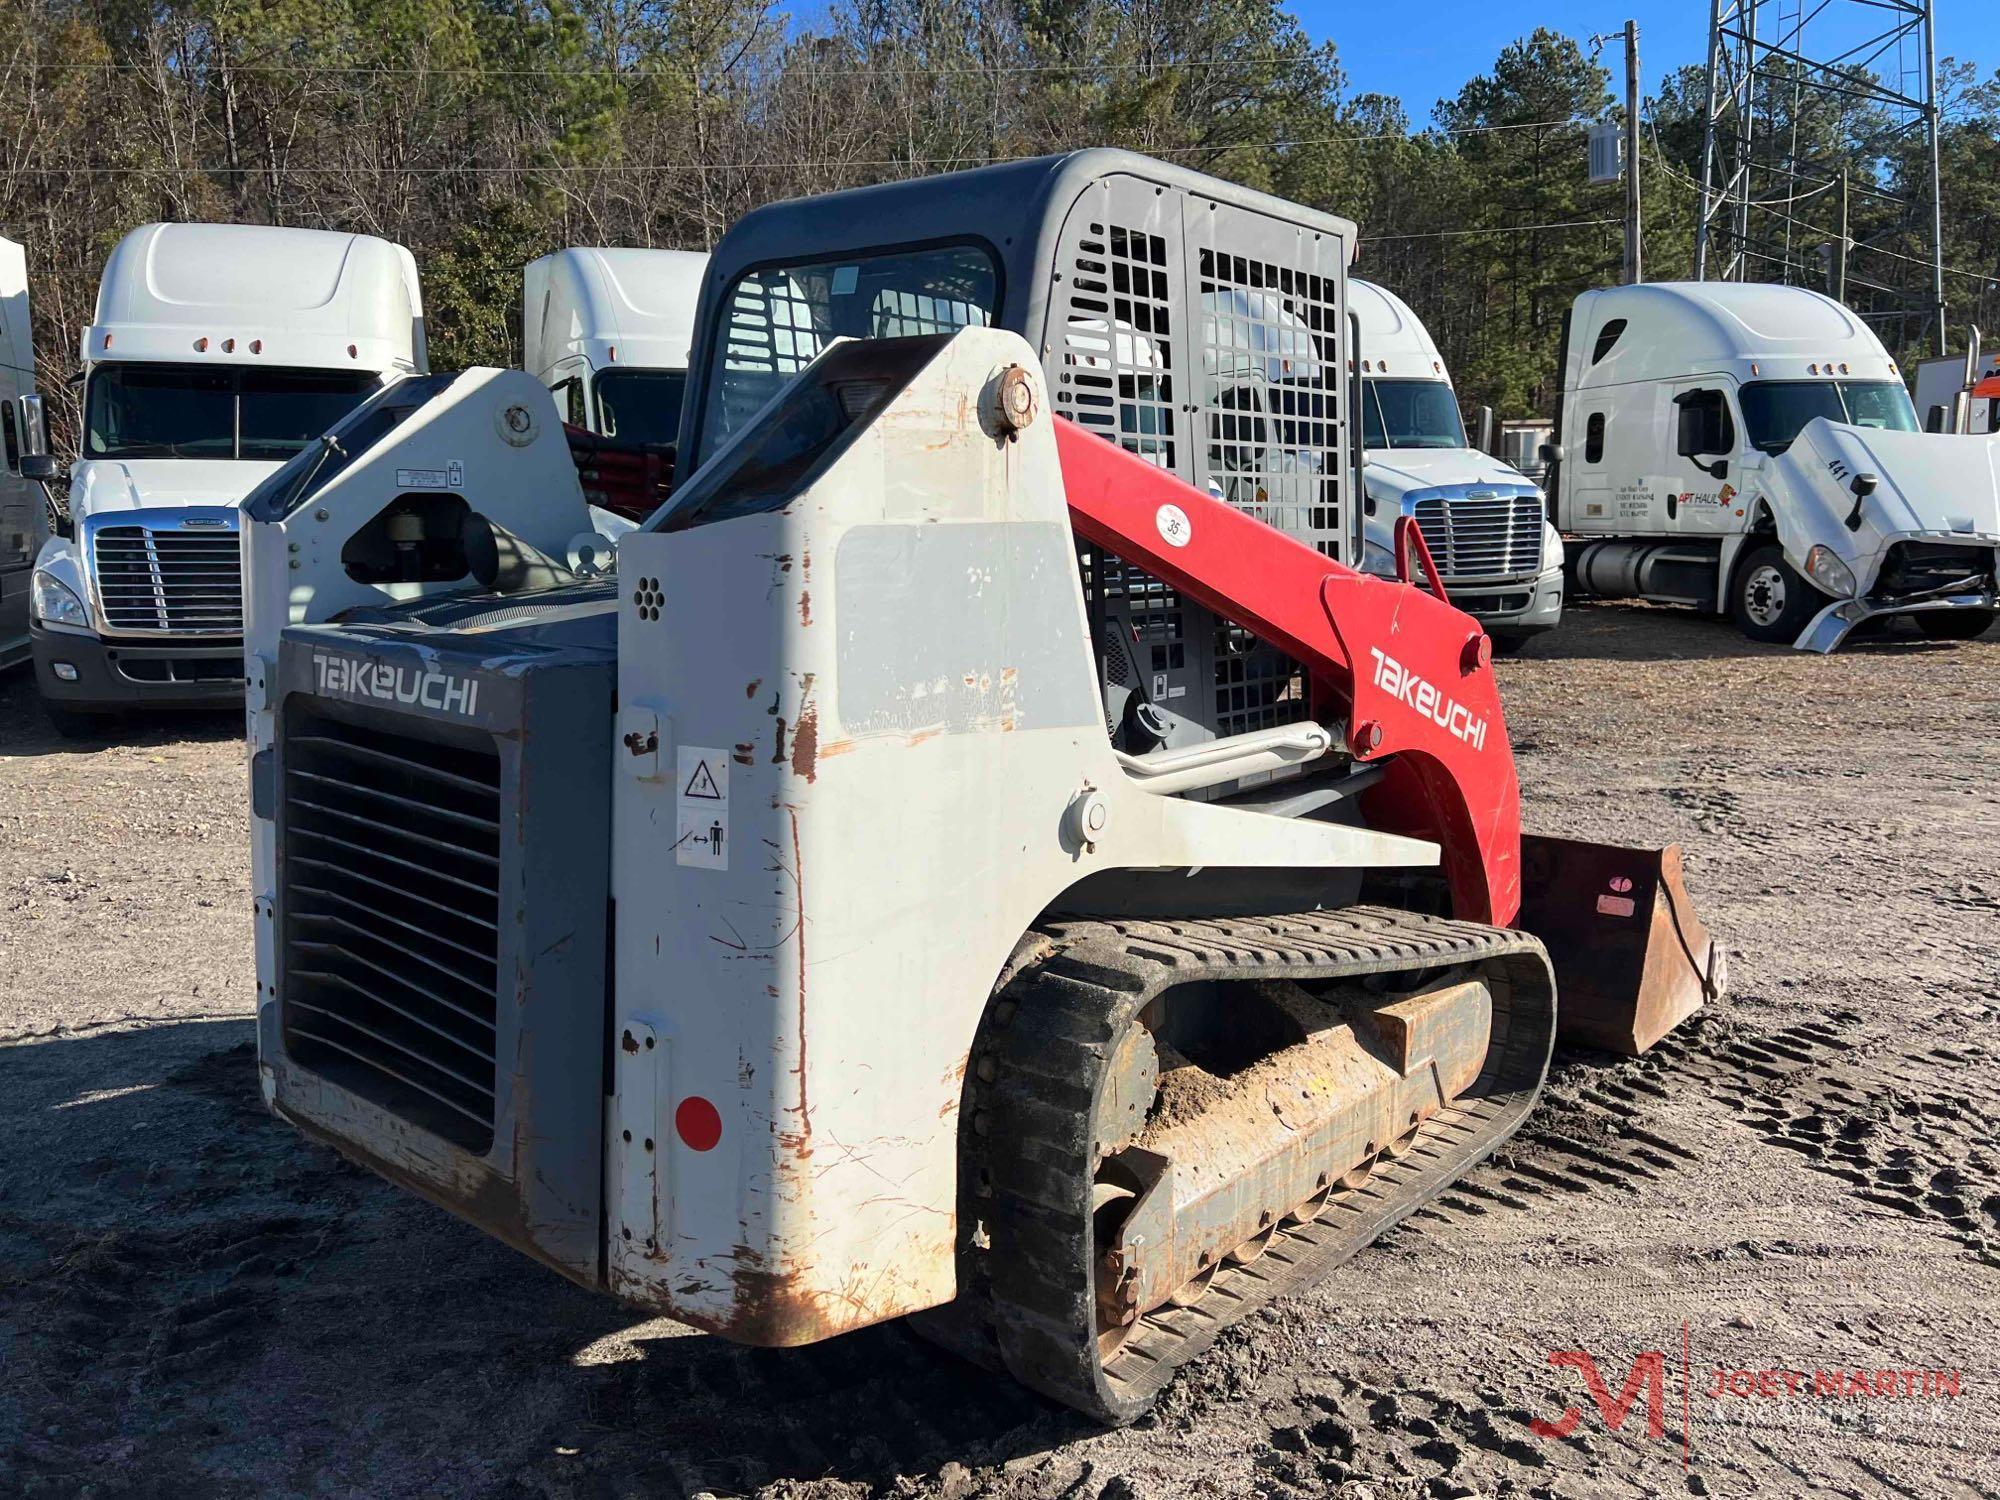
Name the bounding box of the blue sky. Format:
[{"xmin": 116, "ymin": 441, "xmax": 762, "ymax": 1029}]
[{"xmin": 1290, "ymin": 0, "xmax": 1999, "ymax": 127}]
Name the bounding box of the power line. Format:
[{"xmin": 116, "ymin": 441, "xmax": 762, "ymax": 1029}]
[
  {"xmin": 25, "ymin": 54, "xmax": 1336, "ymax": 80},
  {"xmin": 1361, "ymin": 217, "xmax": 1620, "ymax": 243},
  {"xmin": 4, "ymin": 118, "xmax": 1591, "ymax": 177}
]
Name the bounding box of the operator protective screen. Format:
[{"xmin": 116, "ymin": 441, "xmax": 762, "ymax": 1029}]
[{"xmin": 693, "ymin": 243, "xmax": 998, "ymax": 469}]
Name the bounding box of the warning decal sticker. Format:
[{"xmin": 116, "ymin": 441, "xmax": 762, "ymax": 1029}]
[{"xmin": 675, "ymin": 746, "xmax": 729, "ymax": 870}]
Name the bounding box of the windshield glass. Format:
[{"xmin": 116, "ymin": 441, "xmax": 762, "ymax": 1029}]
[
  {"xmin": 85, "ymin": 363, "xmax": 380, "ymax": 461},
  {"xmin": 1739, "ymin": 380, "xmax": 1919, "ymax": 454},
  {"xmin": 1362, "ymin": 378, "xmax": 1466, "ymax": 450},
  {"xmin": 694, "ymin": 244, "xmax": 998, "ymax": 466},
  {"xmin": 595, "ymin": 369, "xmax": 687, "ymax": 448}
]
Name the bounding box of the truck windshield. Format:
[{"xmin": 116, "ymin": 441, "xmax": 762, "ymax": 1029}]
[
  {"xmin": 694, "ymin": 243, "xmax": 998, "ymax": 467},
  {"xmin": 595, "ymin": 369, "xmax": 686, "ymax": 448},
  {"xmin": 85, "ymin": 364, "xmax": 380, "ymax": 461},
  {"xmin": 1362, "ymin": 379, "xmax": 1466, "ymax": 450},
  {"xmin": 1739, "ymin": 380, "xmax": 1919, "ymax": 454}
]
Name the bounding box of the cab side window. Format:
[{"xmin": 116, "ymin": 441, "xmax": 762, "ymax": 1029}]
[
  {"xmin": 1585, "ymin": 411, "xmax": 1606, "ymax": 463},
  {"xmin": 1, "ymin": 402, "xmax": 17, "ymax": 474},
  {"xmin": 1591, "ymin": 319, "xmax": 1627, "ymax": 364}
]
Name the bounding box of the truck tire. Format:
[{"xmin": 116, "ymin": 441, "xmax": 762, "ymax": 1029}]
[
  {"xmin": 44, "ymin": 703, "xmax": 114, "ymax": 741},
  {"xmin": 1914, "ymin": 608, "xmax": 1995, "ymax": 641},
  {"xmin": 1729, "ymin": 543, "xmax": 1827, "ymax": 643}
]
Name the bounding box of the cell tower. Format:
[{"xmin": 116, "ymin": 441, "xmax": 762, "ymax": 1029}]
[{"xmin": 1695, "ymin": 0, "xmax": 1945, "ymax": 357}]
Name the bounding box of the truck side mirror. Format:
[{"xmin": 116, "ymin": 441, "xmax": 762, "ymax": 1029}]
[
  {"xmin": 1674, "ymin": 396, "xmax": 1707, "ymax": 457},
  {"xmin": 1473, "ymin": 406, "xmax": 1496, "ymax": 456},
  {"xmin": 1538, "ymin": 441, "xmax": 1565, "ymax": 466},
  {"xmin": 18, "ymin": 393, "xmax": 48, "ymax": 459},
  {"xmin": 1926, "ymin": 403, "xmax": 1949, "ymax": 434},
  {"xmin": 1843, "ymin": 471, "xmax": 1878, "ymax": 532},
  {"xmin": 1674, "ymin": 390, "xmax": 1732, "ymax": 477}
]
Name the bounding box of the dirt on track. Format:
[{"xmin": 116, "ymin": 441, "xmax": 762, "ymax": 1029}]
[{"xmin": 1, "ymin": 602, "xmax": 1997, "ymax": 1500}]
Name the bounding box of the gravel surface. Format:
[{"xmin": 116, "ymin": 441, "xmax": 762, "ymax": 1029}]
[{"xmin": 1, "ymin": 602, "xmax": 1996, "ymax": 1499}]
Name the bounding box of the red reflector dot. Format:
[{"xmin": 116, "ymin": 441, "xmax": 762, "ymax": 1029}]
[{"xmin": 675, "ymin": 1096, "xmax": 722, "ymax": 1151}]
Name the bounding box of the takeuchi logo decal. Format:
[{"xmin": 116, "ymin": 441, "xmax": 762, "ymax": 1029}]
[
  {"xmin": 313, "ymin": 652, "xmax": 479, "ymax": 717},
  {"xmin": 1367, "ymin": 646, "xmax": 1489, "ymax": 750}
]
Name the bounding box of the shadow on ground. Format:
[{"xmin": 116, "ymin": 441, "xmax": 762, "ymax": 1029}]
[
  {"xmin": 0, "ymin": 671, "xmax": 240, "ymax": 760},
  {"xmin": 0, "ymin": 1022, "xmax": 1088, "ymax": 1498}
]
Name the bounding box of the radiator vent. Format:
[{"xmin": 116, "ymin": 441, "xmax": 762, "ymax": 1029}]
[
  {"xmin": 92, "ymin": 520, "xmax": 243, "ymax": 634},
  {"xmin": 280, "ymin": 709, "xmax": 501, "ymax": 1153}
]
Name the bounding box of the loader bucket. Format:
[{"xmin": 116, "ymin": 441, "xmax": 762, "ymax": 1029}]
[{"xmin": 1517, "ymin": 834, "xmax": 1727, "ymax": 1055}]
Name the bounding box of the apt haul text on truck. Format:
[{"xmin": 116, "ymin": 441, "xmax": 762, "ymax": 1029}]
[
  {"xmin": 1549, "ymin": 280, "xmax": 1998, "ymax": 649},
  {"xmin": 26, "ymin": 222, "xmax": 426, "ymax": 731}
]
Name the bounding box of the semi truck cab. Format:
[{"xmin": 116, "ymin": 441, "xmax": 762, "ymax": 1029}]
[
  {"xmin": 1552, "ymin": 281, "xmax": 1998, "ymax": 648},
  {"xmin": 27, "ymin": 223, "xmax": 425, "ymax": 730},
  {"xmin": 0, "ymin": 237, "xmax": 42, "ymax": 672},
  {"xmin": 1350, "ymin": 281, "xmax": 1563, "ymax": 644},
  {"xmin": 524, "ymin": 248, "xmax": 708, "ymax": 530}
]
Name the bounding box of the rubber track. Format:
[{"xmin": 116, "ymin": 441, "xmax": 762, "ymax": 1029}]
[{"xmin": 944, "ymin": 905, "xmax": 1557, "ymax": 1424}]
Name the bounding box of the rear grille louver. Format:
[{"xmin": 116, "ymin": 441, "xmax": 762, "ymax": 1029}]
[
  {"xmin": 1411, "ymin": 495, "xmax": 1544, "ymax": 582},
  {"xmin": 92, "ymin": 523, "xmax": 243, "ymax": 634},
  {"xmin": 280, "ymin": 710, "xmax": 501, "ymax": 1154}
]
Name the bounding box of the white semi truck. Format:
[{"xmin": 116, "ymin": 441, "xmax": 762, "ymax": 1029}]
[
  {"xmin": 523, "ymin": 247, "xmax": 707, "ymax": 530},
  {"xmin": 1351, "ymin": 280, "xmax": 1564, "ymax": 644},
  {"xmin": 525, "ymin": 249, "xmax": 706, "ymax": 440},
  {"xmin": 26, "ymin": 223, "xmax": 425, "ymax": 730},
  {"xmin": 1549, "ymin": 281, "xmax": 1998, "ymax": 649},
  {"xmin": 1913, "ymin": 340, "xmax": 2000, "ymax": 436},
  {"xmin": 1, "ymin": 236, "xmax": 43, "ymax": 672}
]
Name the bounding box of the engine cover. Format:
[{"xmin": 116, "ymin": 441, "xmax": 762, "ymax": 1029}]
[{"xmin": 261, "ymin": 582, "xmax": 616, "ymax": 1284}]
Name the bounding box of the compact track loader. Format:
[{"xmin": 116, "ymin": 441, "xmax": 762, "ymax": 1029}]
[{"xmin": 240, "ymin": 152, "xmax": 1723, "ymax": 1421}]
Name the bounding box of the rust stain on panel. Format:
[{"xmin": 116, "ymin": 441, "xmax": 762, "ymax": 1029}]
[
  {"xmin": 787, "ymin": 805, "xmax": 811, "ymax": 1143},
  {"xmin": 789, "ymin": 672, "xmax": 819, "ymax": 784}
]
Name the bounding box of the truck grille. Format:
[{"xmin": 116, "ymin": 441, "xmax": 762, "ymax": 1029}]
[
  {"xmin": 92, "ymin": 521, "xmax": 243, "ymax": 635},
  {"xmin": 1411, "ymin": 494, "xmax": 1544, "ymax": 581},
  {"xmin": 280, "ymin": 709, "xmax": 502, "ymax": 1153}
]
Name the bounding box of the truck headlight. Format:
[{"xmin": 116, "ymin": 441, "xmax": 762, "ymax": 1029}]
[
  {"xmin": 1803, "ymin": 545, "xmax": 1857, "ymax": 597},
  {"xmin": 30, "ymin": 569, "xmax": 88, "ymax": 629}
]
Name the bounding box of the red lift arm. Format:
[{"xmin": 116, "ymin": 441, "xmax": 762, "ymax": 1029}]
[{"xmin": 1052, "ymin": 416, "xmax": 1522, "ymax": 926}]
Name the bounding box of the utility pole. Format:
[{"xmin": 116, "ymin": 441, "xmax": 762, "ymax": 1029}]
[
  {"xmin": 1833, "ymin": 168, "xmax": 1848, "ymax": 304},
  {"xmin": 1623, "ymin": 20, "xmax": 1643, "ymax": 284}
]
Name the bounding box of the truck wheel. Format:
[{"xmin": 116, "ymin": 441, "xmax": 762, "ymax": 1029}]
[
  {"xmin": 1914, "ymin": 609, "xmax": 1995, "ymax": 641},
  {"xmin": 1729, "ymin": 543, "xmax": 1826, "ymax": 643}
]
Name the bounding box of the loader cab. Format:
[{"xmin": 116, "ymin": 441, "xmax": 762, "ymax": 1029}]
[{"xmin": 679, "ymin": 150, "xmax": 1363, "ymax": 756}]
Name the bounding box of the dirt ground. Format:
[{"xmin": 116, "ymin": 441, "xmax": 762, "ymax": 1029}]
[{"xmin": 2, "ymin": 602, "xmax": 1997, "ymax": 1500}]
